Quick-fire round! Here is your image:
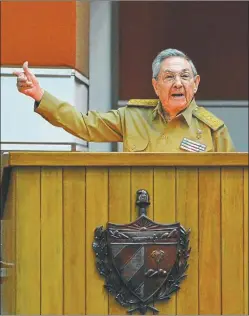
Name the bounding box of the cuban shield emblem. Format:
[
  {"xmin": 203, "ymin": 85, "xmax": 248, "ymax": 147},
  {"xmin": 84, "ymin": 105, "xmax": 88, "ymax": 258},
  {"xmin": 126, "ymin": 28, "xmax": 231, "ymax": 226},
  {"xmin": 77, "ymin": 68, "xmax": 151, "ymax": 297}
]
[{"xmin": 93, "ymin": 189, "xmax": 191, "ymax": 314}]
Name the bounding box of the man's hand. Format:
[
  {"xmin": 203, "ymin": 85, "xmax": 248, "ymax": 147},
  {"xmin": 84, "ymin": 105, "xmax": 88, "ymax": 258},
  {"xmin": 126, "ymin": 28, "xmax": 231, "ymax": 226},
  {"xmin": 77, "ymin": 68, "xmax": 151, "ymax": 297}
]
[{"xmin": 13, "ymin": 61, "xmax": 44, "ymax": 102}]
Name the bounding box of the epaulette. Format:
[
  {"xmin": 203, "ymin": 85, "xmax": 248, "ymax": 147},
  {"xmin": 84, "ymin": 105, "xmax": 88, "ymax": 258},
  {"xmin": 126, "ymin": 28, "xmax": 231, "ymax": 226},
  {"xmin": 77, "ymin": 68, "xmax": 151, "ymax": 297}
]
[
  {"xmin": 193, "ymin": 106, "xmax": 224, "ymax": 131},
  {"xmin": 127, "ymin": 99, "xmax": 158, "ymax": 107}
]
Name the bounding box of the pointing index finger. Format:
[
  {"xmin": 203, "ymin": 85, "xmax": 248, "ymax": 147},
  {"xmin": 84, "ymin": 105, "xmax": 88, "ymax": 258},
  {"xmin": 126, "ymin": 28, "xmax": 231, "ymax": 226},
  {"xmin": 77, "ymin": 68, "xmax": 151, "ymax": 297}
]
[{"xmin": 23, "ymin": 61, "xmax": 34, "ymax": 81}]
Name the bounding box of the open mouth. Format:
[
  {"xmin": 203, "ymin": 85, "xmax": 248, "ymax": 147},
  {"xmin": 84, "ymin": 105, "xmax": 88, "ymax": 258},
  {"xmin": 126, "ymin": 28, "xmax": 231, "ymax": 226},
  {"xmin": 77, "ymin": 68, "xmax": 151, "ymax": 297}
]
[{"xmin": 171, "ymin": 93, "xmax": 184, "ymax": 98}]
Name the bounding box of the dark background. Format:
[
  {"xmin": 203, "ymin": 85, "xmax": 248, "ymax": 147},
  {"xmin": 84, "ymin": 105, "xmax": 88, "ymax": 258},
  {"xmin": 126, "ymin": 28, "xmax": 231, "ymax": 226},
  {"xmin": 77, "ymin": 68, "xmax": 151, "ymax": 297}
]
[{"xmin": 119, "ymin": 1, "xmax": 248, "ymax": 100}]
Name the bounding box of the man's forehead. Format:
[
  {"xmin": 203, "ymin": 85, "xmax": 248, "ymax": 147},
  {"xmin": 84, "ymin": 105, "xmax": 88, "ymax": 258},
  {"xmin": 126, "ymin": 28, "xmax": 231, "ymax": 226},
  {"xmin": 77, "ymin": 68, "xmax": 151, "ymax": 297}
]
[{"xmin": 160, "ymin": 57, "xmax": 192, "ymax": 72}]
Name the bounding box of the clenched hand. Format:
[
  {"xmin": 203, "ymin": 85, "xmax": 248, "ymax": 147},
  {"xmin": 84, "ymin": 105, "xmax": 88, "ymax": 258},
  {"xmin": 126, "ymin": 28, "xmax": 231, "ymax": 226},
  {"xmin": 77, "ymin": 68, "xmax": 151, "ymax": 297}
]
[{"xmin": 13, "ymin": 61, "xmax": 44, "ymax": 102}]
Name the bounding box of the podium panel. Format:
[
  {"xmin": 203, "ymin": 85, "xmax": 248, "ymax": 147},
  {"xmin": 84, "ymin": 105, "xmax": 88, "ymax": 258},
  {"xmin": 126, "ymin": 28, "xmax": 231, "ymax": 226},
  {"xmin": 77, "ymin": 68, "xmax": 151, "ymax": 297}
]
[{"xmin": 1, "ymin": 152, "xmax": 248, "ymax": 315}]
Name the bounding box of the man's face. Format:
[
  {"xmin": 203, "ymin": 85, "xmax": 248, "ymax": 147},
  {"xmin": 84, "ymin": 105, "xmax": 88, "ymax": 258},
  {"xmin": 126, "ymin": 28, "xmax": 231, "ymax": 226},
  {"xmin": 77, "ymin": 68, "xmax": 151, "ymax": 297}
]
[{"xmin": 152, "ymin": 57, "xmax": 200, "ymax": 114}]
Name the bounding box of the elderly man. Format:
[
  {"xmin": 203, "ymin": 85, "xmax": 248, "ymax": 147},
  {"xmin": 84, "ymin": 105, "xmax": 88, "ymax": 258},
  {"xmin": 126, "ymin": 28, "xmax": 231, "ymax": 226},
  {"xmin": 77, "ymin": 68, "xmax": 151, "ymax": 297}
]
[{"xmin": 14, "ymin": 48, "xmax": 235, "ymax": 152}]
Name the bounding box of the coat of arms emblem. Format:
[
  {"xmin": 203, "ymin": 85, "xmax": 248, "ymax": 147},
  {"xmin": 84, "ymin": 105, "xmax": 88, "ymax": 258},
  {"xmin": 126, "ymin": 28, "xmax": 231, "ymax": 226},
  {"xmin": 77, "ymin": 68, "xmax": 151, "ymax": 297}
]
[{"xmin": 93, "ymin": 189, "xmax": 191, "ymax": 314}]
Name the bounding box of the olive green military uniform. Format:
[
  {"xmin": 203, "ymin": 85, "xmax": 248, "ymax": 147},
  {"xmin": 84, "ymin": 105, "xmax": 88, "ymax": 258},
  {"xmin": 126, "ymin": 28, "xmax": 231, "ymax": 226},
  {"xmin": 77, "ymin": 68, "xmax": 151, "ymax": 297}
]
[{"xmin": 35, "ymin": 90, "xmax": 235, "ymax": 152}]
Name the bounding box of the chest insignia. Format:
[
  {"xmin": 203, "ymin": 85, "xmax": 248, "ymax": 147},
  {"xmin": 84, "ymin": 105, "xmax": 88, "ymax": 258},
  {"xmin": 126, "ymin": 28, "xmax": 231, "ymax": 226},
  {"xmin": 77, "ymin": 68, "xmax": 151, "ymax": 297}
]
[
  {"xmin": 180, "ymin": 138, "xmax": 207, "ymax": 152},
  {"xmin": 196, "ymin": 129, "xmax": 203, "ymax": 140}
]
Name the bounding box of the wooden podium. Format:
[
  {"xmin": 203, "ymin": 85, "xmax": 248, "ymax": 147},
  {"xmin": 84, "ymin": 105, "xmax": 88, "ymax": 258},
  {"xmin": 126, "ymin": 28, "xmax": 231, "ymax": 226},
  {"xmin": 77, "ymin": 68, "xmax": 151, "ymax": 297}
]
[{"xmin": 1, "ymin": 152, "xmax": 248, "ymax": 315}]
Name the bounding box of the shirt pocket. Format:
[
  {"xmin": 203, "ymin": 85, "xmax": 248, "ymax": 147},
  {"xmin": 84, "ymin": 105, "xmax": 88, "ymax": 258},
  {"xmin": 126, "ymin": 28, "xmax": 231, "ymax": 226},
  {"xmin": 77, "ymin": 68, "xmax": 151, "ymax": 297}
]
[
  {"xmin": 193, "ymin": 122, "xmax": 214, "ymax": 152},
  {"xmin": 205, "ymin": 139, "xmax": 214, "ymax": 152},
  {"xmin": 194, "ymin": 136, "xmax": 213, "ymax": 152},
  {"xmin": 202, "ymin": 132, "xmax": 214, "ymax": 152},
  {"xmin": 125, "ymin": 136, "xmax": 149, "ymax": 152}
]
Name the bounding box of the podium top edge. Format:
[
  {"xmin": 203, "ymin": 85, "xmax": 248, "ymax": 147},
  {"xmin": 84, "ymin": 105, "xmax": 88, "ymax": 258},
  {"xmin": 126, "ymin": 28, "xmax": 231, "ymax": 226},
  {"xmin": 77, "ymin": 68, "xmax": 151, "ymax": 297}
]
[{"xmin": 1, "ymin": 152, "xmax": 248, "ymax": 167}]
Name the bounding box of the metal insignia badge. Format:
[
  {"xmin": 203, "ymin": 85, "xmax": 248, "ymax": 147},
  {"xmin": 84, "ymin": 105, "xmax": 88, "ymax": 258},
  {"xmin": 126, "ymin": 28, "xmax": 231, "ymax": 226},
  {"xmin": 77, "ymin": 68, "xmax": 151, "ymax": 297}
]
[
  {"xmin": 92, "ymin": 189, "xmax": 191, "ymax": 315},
  {"xmin": 196, "ymin": 129, "xmax": 203, "ymax": 139}
]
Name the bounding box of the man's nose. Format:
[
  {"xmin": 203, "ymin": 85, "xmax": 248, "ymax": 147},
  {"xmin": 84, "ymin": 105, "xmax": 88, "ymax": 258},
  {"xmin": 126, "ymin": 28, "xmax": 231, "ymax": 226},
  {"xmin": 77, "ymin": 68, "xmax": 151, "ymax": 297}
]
[{"xmin": 173, "ymin": 76, "xmax": 183, "ymax": 88}]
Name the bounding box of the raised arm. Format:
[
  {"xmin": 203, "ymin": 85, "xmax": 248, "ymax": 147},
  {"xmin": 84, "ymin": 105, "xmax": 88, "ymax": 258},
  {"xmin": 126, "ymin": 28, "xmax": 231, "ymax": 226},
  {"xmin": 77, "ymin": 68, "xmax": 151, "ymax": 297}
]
[{"xmin": 14, "ymin": 62, "xmax": 123, "ymax": 142}]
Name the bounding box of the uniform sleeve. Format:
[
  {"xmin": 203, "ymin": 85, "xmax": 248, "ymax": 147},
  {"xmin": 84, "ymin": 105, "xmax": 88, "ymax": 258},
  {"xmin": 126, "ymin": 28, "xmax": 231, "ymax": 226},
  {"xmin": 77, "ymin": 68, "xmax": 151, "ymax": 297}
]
[
  {"xmin": 212, "ymin": 125, "xmax": 236, "ymax": 152},
  {"xmin": 35, "ymin": 90, "xmax": 123, "ymax": 142}
]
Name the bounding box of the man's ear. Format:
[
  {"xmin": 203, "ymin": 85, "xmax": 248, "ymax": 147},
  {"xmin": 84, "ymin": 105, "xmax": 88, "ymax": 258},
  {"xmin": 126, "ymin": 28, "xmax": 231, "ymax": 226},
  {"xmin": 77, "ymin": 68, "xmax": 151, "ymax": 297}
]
[
  {"xmin": 152, "ymin": 78, "xmax": 159, "ymax": 96},
  {"xmin": 194, "ymin": 75, "xmax": 200, "ymax": 93}
]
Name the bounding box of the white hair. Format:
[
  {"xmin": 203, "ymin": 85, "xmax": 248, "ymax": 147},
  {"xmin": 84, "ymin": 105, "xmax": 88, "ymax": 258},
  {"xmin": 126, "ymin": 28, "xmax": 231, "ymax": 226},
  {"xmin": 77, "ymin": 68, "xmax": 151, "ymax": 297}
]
[{"xmin": 152, "ymin": 48, "xmax": 198, "ymax": 79}]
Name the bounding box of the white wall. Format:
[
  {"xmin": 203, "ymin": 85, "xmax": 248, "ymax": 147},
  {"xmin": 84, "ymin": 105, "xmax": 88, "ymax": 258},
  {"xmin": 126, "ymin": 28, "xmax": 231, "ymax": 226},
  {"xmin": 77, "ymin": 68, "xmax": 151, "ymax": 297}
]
[{"xmin": 1, "ymin": 68, "xmax": 89, "ymax": 152}]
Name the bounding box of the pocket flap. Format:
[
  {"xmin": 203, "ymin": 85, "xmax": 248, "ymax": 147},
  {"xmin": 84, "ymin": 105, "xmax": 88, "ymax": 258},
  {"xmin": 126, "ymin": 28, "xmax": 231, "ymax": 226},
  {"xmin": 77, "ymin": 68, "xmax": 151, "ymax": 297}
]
[{"xmin": 126, "ymin": 137, "xmax": 149, "ymax": 152}]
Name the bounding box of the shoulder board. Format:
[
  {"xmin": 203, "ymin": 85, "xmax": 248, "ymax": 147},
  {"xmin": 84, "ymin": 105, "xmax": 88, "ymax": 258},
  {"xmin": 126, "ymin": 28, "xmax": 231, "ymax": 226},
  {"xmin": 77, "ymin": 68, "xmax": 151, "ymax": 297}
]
[
  {"xmin": 127, "ymin": 99, "xmax": 158, "ymax": 107},
  {"xmin": 193, "ymin": 106, "xmax": 224, "ymax": 131}
]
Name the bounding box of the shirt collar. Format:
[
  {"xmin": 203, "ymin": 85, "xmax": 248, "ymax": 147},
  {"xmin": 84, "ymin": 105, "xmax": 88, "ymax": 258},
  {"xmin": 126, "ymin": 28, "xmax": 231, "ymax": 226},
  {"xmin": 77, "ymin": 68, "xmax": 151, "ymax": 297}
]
[{"xmin": 152, "ymin": 98, "xmax": 198, "ymax": 126}]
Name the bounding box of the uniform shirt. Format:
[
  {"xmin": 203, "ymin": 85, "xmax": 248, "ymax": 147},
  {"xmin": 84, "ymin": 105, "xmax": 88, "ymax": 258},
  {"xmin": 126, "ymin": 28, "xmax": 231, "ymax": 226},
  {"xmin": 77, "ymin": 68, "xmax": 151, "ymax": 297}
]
[{"xmin": 35, "ymin": 90, "xmax": 235, "ymax": 152}]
